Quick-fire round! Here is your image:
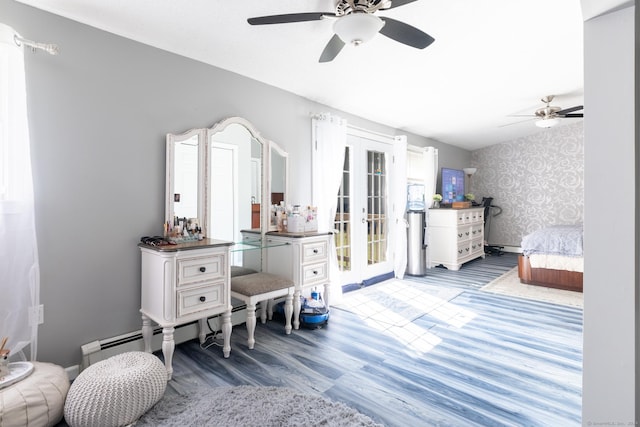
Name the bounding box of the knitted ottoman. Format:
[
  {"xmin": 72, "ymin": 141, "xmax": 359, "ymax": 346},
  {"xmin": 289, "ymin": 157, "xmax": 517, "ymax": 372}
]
[
  {"xmin": 0, "ymin": 362, "xmax": 70, "ymax": 427},
  {"xmin": 64, "ymin": 351, "xmax": 166, "ymax": 427}
]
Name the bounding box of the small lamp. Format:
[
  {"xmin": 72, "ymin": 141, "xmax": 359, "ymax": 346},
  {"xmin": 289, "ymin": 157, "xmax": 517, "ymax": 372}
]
[
  {"xmin": 334, "ymin": 13, "xmax": 384, "ymax": 46},
  {"xmin": 535, "ymin": 117, "xmax": 560, "ymax": 128},
  {"xmin": 463, "ymin": 167, "xmax": 477, "ymax": 194}
]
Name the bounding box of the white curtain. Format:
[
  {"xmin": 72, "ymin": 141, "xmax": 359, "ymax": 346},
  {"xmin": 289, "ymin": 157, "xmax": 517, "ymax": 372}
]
[
  {"xmin": 423, "ymin": 147, "xmax": 438, "ymax": 269},
  {"xmin": 311, "ymin": 113, "xmax": 347, "ymax": 304},
  {"xmin": 392, "ymin": 136, "xmax": 408, "ymax": 279},
  {"xmin": 0, "ymin": 24, "xmax": 40, "ymax": 360},
  {"xmin": 423, "ymin": 147, "xmax": 439, "ymax": 207}
]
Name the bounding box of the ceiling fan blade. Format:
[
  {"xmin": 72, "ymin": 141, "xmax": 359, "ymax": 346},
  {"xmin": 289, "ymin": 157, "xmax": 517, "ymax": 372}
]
[
  {"xmin": 248, "ymin": 12, "xmax": 331, "ymax": 25},
  {"xmin": 560, "ymin": 113, "xmax": 584, "ymax": 118},
  {"xmin": 319, "ymin": 34, "xmax": 346, "ymax": 63},
  {"xmin": 385, "ymin": 0, "xmax": 420, "ymax": 9},
  {"xmin": 499, "ymin": 118, "xmax": 536, "ymax": 128},
  {"xmin": 378, "ymin": 17, "xmax": 434, "ymax": 49},
  {"xmin": 556, "ymin": 105, "xmax": 583, "ymax": 115}
]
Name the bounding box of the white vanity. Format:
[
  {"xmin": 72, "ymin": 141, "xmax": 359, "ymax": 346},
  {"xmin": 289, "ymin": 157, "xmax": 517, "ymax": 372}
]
[
  {"xmin": 141, "ymin": 116, "xmax": 304, "ymax": 378},
  {"xmin": 139, "ymin": 239, "xmax": 232, "ymax": 380}
]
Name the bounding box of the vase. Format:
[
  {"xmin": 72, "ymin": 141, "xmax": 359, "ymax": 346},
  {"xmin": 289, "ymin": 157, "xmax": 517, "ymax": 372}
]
[{"xmin": 433, "ymin": 201, "xmax": 440, "ymax": 208}]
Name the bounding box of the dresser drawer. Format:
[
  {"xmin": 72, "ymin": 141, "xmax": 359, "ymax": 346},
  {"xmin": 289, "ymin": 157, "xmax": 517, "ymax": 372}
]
[
  {"xmin": 301, "ymin": 240, "xmax": 328, "ymax": 264},
  {"xmin": 302, "ymin": 262, "xmax": 328, "ymax": 285},
  {"xmin": 177, "ymin": 254, "xmax": 225, "ymax": 286},
  {"xmin": 177, "ymin": 282, "xmax": 225, "ymax": 318},
  {"xmin": 456, "ymin": 241, "xmax": 472, "ymax": 259},
  {"xmin": 470, "ymin": 237, "xmax": 484, "ymax": 255}
]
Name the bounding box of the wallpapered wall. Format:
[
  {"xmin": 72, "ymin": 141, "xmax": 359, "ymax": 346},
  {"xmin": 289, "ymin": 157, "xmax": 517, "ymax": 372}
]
[{"xmin": 470, "ymin": 121, "xmax": 584, "ymax": 247}]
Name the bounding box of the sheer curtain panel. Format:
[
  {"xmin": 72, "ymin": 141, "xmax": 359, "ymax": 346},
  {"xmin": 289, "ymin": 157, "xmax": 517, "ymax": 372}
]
[
  {"xmin": 311, "ymin": 113, "xmax": 347, "ymax": 304},
  {"xmin": 392, "ymin": 136, "xmax": 408, "ymax": 279},
  {"xmin": 0, "ymin": 24, "xmax": 40, "ymax": 360}
]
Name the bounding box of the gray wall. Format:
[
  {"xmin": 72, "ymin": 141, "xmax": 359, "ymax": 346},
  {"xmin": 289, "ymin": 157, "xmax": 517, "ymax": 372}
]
[
  {"xmin": 471, "ymin": 122, "xmax": 584, "ymax": 247},
  {"xmin": 582, "ymin": 4, "xmax": 637, "ymax": 423},
  {"xmin": 3, "ymin": 0, "xmax": 468, "ymax": 367}
]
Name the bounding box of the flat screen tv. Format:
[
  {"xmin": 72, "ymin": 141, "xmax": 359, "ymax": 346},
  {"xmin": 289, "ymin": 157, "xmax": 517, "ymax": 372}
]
[{"xmin": 441, "ymin": 168, "xmax": 465, "ymax": 204}]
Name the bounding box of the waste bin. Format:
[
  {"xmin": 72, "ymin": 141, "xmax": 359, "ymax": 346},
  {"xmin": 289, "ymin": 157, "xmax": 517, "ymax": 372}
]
[{"xmin": 406, "ymin": 210, "xmax": 427, "ymax": 276}]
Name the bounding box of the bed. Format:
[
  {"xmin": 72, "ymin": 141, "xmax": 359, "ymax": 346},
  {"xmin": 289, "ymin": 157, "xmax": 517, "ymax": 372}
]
[{"xmin": 517, "ymin": 224, "xmax": 583, "ymax": 292}]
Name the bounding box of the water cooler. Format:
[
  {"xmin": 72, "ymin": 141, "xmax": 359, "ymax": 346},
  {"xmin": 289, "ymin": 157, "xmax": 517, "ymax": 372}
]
[{"xmin": 406, "ymin": 210, "xmax": 427, "ymax": 276}]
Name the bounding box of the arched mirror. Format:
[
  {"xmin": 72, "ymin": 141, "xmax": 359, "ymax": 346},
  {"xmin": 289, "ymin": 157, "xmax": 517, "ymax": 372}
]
[
  {"xmin": 205, "ymin": 118, "xmax": 265, "ymax": 246},
  {"xmin": 166, "ymin": 117, "xmax": 288, "ymax": 266}
]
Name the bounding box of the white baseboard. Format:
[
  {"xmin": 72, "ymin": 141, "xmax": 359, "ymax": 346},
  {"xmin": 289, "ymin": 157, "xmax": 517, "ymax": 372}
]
[{"xmin": 79, "ymin": 306, "xmax": 249, "ymax": 372}]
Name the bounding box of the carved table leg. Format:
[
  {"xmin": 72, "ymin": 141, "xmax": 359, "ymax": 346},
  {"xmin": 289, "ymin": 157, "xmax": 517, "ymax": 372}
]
[
  {"xmin": 323, "ymin": 282, "xmax": 331, "ymax": 311},
  {"xmin": 293, "ymin": 290, "xmax": 301, "ymax": 330},
  {"xmin": 221, "ymin": 310, "xmax": 231, "ymax": 358},
  {"xmin": 198, "ymin": 318, "xmax": 207, "ymax": 344},
  {"xmin": 162, "ymin": 326, "xmax": 175, "ymax": 380},
  {"xmin": 141, "ymin": 314, "xmax": 153, "ymax": 353},
  {"xmin": 246, "ymin": 302, "xmax": 257, "ymax": 349},
  {"xmin": 284, "ymin": 293, "xmax": 293, "ymax": 335}
]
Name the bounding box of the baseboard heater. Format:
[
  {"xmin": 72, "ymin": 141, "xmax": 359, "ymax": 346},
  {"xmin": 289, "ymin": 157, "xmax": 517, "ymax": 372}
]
[{"xmin": 80, "ymin": 304, "xmax": 248, "ymax": 371}]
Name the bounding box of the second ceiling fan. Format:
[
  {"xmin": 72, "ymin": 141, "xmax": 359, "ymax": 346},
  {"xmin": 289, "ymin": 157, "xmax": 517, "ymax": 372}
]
[{"xmin": 247, "ymin": 0, "xmax": 435, "ymax": 63}]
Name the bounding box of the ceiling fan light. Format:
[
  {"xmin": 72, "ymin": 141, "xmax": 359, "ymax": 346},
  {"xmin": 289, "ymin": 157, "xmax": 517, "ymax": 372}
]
[
  {"xmin": 535, "ymin": 117, "xmax": 561, "ymax": 128},
  {"xmin": 334, "ymin": 13, "xmax": 384, "ymax": 46}
]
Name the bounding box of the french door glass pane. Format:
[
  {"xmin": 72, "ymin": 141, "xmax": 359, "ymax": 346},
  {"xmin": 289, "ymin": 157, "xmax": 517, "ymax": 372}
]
[
  {"xmin": 335, "ymin": 147, "xmax": 351, "ymax": 272},
  {"xmin": 367, "ymin": 151, "xmax": 386, "ymax": 265}
]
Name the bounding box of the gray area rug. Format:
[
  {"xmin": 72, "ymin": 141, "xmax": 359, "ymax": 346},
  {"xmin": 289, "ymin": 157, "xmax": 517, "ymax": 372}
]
[
  {"xmin": 481, "ymin": 267, "xmax": 583, "ymax": 308},
  {"xmin": 135, "ymin": 385, "xmax": 383, "ymax": 426}
]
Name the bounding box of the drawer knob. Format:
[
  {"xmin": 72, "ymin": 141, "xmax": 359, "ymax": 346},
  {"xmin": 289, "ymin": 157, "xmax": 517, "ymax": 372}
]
[
  {"xmin": 458, "ymin": 233, "xmax": 462, "ymax": 238},
  {"xmin": 313, "ymin": 249, "xmax": 319, "ymax": 254},
  {"xmin": 313, "ymin": 270, "xmax": 318, "ymax": 275},
  {"xmin": 199, "ymin": 267, "xmax": 206, "ymax": 273},
  {"xmin": 199, "ymin": 296, "xmax": 206, "ymax": 302}
]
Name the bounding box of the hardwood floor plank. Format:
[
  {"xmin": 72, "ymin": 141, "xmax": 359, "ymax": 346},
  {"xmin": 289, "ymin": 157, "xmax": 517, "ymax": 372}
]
[{"xmin": 163, "ymin": 253, "xmax": 582, "ymax": 426}]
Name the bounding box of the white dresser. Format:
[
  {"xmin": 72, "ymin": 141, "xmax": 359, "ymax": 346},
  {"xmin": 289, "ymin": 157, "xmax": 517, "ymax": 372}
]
[
  {"xmin": 264, "ymin": 232, "xmax": 331, "ymax": 329},
  {"xmin": 139, "ymin": 239, "xmax": 233, "ymax": 379},
  {"xmin": 428, "ymin": 207, "xmax": 485, "ymax": 271}
]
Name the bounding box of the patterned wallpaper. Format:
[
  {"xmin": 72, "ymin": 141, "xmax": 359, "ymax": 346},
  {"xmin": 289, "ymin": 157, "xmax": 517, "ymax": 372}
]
[{"xmin": 470, "ymin": 122, "xmax": 584, "ymax": 247}]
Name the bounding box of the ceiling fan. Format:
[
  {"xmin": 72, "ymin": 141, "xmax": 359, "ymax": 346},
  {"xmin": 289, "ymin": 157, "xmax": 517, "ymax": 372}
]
[
  {"xmin": 504, "ymin": 95, "xmax": 584, "ymax": 128},
  {"xmin": 247, "ymin": 0, "xmax": 435, "ymax": 63}
]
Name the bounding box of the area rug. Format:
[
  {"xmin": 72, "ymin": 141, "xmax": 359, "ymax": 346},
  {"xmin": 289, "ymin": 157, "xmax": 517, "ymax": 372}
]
[
  {"xmin": 480, "ymin": 267, "xmax": 583, "ymax": 308},
  {"xmin": 135, "ymin": 385, "xmax": 383, "ymax": 426}
]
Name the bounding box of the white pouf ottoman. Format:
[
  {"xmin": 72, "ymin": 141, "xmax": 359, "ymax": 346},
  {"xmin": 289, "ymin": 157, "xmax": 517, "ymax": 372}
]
[
  {"xmin": 0, "ymin": 361, "xmax": 70, "ymax": 427},
  {"xmin": 64, "ymin": 351, "xmax": 167, "ymax": 427}
]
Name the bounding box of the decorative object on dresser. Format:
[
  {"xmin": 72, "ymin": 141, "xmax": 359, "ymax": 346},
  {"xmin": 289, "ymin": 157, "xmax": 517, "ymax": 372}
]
[
  {"xmin": 517, "ymin": 224, "xmax": 583, "ymax": 292},
  {"xmin": 139, "ymin": 239, "xmax": 233, "ymax": 379},
  {"xmin": 427, "ymin": 207, "xmax": 485, "ymax": 270}
]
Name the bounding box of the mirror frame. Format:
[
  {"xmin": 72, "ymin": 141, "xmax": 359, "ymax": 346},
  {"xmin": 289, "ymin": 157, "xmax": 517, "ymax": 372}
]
[
  {"xmin": 165, "ymin": 128, "xmax": 206, "ymax": 234},
  {"xmin": 166, "ymin": 117, "xmax": 288, "ymax": 239}
]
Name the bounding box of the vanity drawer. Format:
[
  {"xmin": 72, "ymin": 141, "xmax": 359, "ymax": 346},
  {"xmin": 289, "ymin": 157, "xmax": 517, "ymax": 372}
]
[
  {"xmin": 177, "ymin": 254, "xmax": 225, "ymax": 286},
  {"xmin": 177, "ymin": 282, "xmax": 225, "ymax": 318},
  {"xmin": 302, "ymin": 262, "xmax": 328, "ymax": 285},
  {"xmin": 301, "ymin": 240, "xmax": 328, "ymax": 264}
]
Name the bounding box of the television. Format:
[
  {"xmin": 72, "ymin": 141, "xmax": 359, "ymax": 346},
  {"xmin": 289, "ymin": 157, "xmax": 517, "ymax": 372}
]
[{"xmin": 441, "ymin": 168, "xmax": 465, "ymax": 204}]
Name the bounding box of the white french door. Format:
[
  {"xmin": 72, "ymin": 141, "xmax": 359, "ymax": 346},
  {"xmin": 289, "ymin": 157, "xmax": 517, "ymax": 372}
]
[{"xmin": 335, "ymin": 132, "xmax": 394, "ymax": 285}]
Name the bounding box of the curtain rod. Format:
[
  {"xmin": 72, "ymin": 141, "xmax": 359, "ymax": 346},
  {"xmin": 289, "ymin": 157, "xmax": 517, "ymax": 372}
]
[{"xmin": 14, "ymin": 34, "xmax": 59, "ymax": 55}]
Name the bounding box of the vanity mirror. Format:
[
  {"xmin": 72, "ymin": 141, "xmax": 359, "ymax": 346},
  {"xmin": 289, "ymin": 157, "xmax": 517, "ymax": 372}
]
[{"xmin": 166, "ymin": 117, "xmax": 288, "ymax": 256}]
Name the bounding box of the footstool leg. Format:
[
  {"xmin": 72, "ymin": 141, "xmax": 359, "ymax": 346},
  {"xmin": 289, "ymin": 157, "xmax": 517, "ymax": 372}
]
[
  {"xmin": 260, "ymin": 301, "xmax": 267, "ymax": 324},
  {"xmin": 141, "ymin": 314, "xmax": 153, "ymax": 353},
  {"xmin": 284, "ymin": 293, "xmax": 293, "ymax": 335},
  {"xmin": 221, "ymin": 310, "xmax": 232, "ymax": 358},
  {"xmin": 162, "ymin": 326, "xmax": 175, "ymax": 380},
  {"xmin": 246, "ymin": 302, "xmax": 257, "ymax": 349},
  {"xmin": 268, "ymin": 299, "xmax": 275, "ymax": 320}
]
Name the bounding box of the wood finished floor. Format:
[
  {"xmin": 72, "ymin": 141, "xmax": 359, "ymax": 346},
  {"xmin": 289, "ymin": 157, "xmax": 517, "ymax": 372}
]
[{"xmin": 165, "ymin": 253, "xmax": 583, "ymax": 426}]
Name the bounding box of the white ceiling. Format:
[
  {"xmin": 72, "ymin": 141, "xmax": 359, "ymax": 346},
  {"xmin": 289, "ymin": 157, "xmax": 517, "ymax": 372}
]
[{"xmin": 17, "ymin": 0, "xmax": 585, "ymax": 150}]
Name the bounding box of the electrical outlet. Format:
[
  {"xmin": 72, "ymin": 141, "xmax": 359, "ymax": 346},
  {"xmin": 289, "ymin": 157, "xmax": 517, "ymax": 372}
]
[{"xmin": 38, "ymin": 304, "xmax": 44, "ymax": 325}]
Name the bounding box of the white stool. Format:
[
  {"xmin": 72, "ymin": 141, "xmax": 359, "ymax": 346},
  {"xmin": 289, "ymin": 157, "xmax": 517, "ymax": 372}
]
[
  {"xmin": 0, "ymin": 362, "xmax": 69, "ymax": 427},
  {"xmin": 231, "ymin": 272, "xmax": 294, "ymax": 349},
  {"xmin": 64, "ymin": 351, "xmax": 166, "ymax": 427}
]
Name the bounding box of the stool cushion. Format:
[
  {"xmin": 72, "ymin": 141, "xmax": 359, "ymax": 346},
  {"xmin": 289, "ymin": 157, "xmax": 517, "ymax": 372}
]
[
  {"xmin": 0, "ymin": 362, "xmax": 69, "ymax": 427},
  {"xmin": 64, "ymin": 351, "xmax": 166, "ymax": 427},
  {"xmin": 231, "ymin": 273, "xmax": 293, "ymax": 297}
]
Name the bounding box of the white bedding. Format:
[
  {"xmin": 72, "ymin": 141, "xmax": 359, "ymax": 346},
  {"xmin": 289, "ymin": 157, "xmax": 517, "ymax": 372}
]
[{"xmin": 528, "ymin": 253, "xmax": 583, "ymax": 273}]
